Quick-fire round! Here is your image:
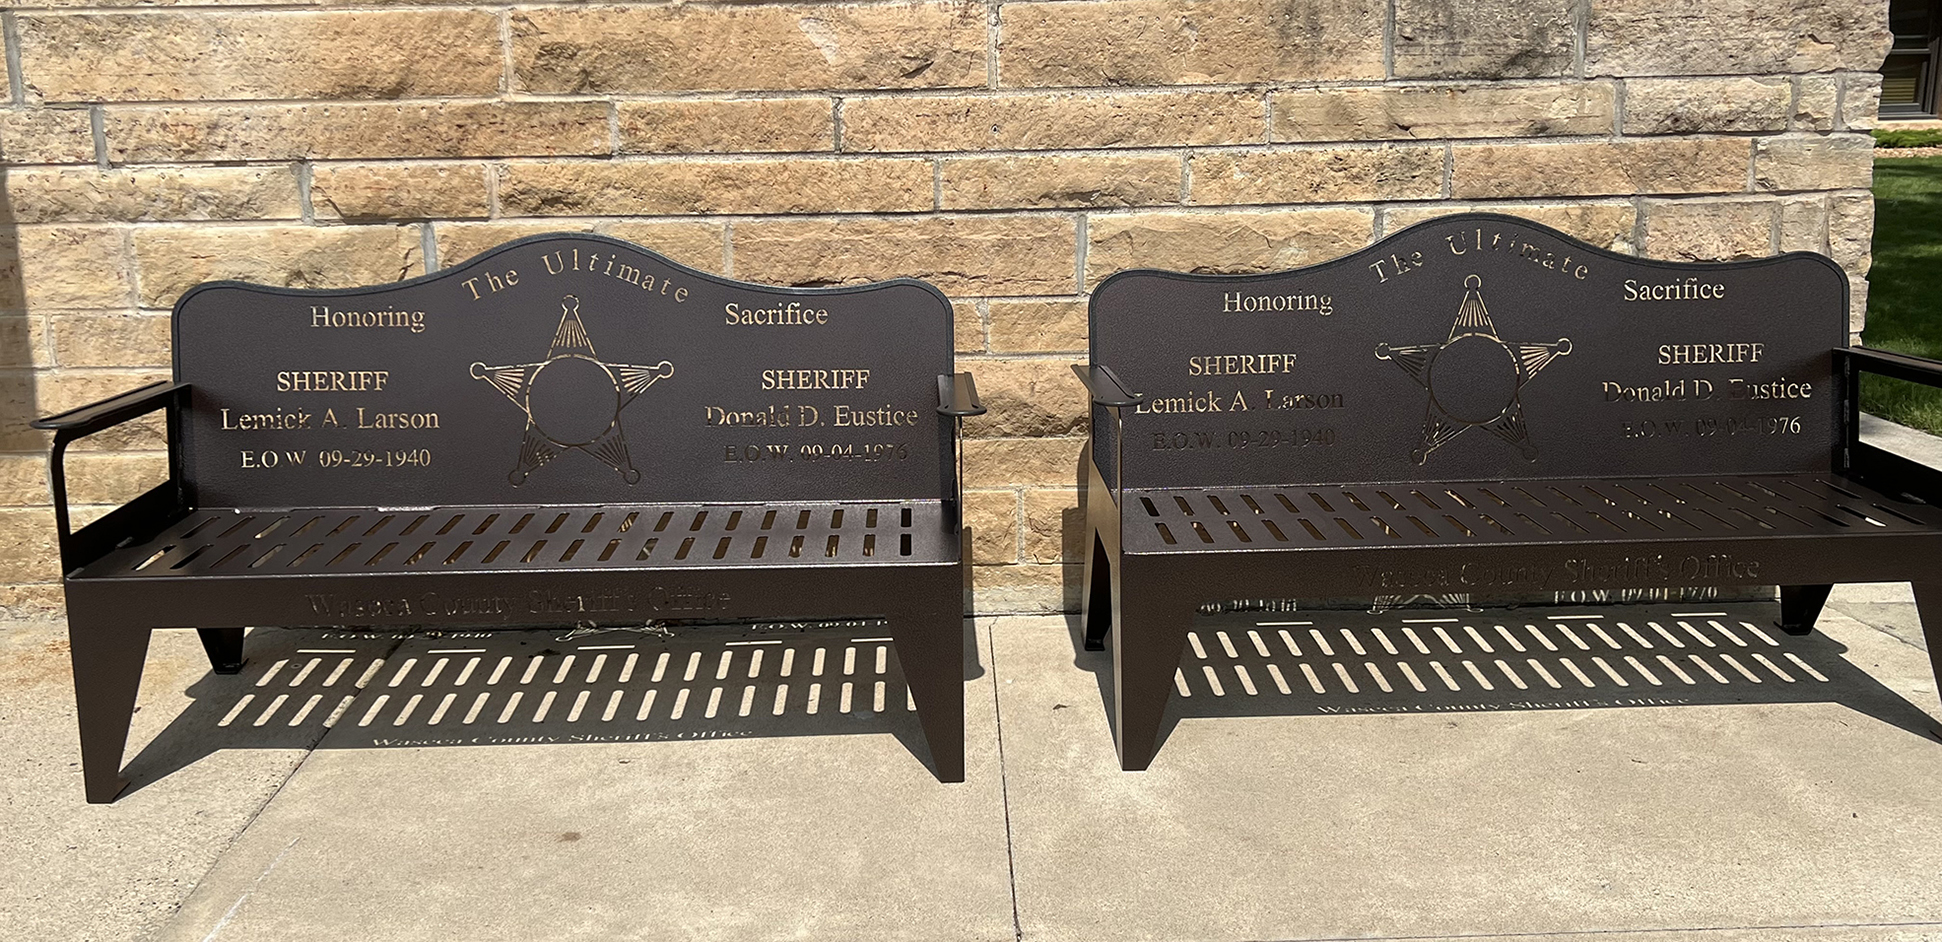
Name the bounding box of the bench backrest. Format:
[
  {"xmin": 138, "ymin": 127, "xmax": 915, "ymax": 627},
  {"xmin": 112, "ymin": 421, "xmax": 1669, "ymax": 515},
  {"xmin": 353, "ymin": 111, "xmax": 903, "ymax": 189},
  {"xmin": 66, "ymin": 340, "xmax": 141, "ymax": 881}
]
[
  {"xmin": 174, "ymin": 234, "xmax": 953, "ymax": 508},
  {"xmin": 1088, "ymin": 213, "xmax": 1848, "ymax": 491}
]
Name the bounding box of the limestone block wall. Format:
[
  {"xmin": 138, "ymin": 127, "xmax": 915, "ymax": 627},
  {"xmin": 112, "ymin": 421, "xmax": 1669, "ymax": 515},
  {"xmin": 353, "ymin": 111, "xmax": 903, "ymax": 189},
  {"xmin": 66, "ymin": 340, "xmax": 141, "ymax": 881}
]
[{"xmin": 0, "ymin": 0, "xmax": 1892, "ymax": 620}]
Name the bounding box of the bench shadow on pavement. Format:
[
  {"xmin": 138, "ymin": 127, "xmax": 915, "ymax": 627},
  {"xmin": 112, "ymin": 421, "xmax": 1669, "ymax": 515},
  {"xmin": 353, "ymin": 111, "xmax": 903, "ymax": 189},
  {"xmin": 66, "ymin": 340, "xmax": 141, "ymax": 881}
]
[
  {"xmin": 118, "ymin": 620, "xmax": 983, "ymax": 797},
  {"xmin": 1067, "ymin": 602, "xmax": 1942, "ymax": 754}
]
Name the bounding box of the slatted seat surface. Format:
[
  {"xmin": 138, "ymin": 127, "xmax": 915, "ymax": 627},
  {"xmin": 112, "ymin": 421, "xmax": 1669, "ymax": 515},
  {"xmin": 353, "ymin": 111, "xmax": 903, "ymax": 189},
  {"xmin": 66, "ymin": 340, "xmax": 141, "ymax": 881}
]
[
  {"xmin": 1120, "ymin": 473, "xmax": 1942, "ymax": 554},
  {"xmin": 76, "ymin": 501, "xmax": 956, "ymax": 580}
]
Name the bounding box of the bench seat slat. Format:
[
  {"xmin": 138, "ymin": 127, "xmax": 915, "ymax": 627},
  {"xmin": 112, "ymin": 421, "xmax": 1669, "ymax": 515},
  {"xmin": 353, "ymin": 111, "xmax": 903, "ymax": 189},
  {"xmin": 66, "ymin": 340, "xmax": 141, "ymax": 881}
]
[
  {"xmin": 1118, "ymin": 474, "xmax": 1942, "ymax": 554},
  {"xmin": 75, "ymin": 500, "xmax": 955, "ymax": 579}
]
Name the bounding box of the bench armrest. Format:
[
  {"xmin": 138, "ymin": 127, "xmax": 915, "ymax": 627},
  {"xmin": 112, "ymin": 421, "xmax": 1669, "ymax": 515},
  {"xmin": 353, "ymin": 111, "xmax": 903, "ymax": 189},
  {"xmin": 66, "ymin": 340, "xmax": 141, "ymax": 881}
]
[
  {"xmin": 34, "ymin": 381, "xmax": 191, "ymax": 575},
  {"xmin": 1070, "ymin": 364, "xmax": 1144, "ymax": 408},
  {"xmin": 1835, "ymin": 346, "xmax": 1942, "ymax": 501},
  {"xmin": 1836, "ymin": 346, "xmax": 1942, "ymax": 384},
  {"xmin": 936, "ymin": 372, "xmax": 986, "ymax": 416},
  {"xmin": 33, "ymin": 380, "xmax": 186, "ymax": 436}
]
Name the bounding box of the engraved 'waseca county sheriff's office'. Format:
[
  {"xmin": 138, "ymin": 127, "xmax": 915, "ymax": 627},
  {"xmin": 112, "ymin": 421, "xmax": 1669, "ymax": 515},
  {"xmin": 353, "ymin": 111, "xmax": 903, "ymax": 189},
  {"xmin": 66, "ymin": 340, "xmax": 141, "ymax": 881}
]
[
  {"xmin": 470, "ymin": 295, "xmax": 674, "ymax": 485},
  {"xmin": 1376, "ymin": 275, "xmax": 1572, "ymax": 465}
]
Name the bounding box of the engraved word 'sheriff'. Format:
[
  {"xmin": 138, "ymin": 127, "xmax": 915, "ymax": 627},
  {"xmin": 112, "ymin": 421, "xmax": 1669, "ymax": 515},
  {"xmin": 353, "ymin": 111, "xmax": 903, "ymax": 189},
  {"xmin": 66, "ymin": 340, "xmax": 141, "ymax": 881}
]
[
  {"xmin": 470, "ymin": 295, "xmax": 674, "ymax": 485},
  {"xmin": 1376, "ymin": 275, "xmax": 1571, "ymax": 465}
]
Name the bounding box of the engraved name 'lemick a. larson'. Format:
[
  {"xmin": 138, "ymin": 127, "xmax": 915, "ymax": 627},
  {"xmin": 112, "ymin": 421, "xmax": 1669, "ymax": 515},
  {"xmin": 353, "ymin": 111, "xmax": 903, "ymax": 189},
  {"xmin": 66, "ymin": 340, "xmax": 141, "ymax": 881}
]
[{"xmin": 222, "ymin": 407, "xmax": 441, "ymax": 429}]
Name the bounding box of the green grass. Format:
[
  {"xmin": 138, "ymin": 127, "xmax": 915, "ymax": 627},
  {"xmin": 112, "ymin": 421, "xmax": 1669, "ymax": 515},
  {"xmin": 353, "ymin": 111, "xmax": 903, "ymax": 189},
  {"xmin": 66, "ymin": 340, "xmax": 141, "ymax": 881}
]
[
  {"xmin": 1873, "ymin": 128, "xmax": 1942, "ymax": 148},
  {"xmin": 1859, "ymin": 156, "xmax": 1942, "ymax": 433}
]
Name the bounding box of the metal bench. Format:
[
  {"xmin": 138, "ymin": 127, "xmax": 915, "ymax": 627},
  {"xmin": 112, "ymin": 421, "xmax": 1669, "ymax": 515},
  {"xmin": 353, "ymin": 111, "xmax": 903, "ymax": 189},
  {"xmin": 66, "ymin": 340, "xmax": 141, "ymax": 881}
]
[
  {"xmin": 38, "ymin": 233, "xmax": 983, "ymax": 801},
  {"xmin": 1074, "ymin": 212, "xmax": 1942, "ymax": 770}
]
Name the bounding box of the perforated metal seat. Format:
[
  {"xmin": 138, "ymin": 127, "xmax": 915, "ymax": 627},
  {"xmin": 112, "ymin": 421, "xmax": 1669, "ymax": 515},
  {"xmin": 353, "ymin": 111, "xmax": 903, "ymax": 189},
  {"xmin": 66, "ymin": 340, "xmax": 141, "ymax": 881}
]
[
  {"xmin": 1117, "ymin": 474, "xmax": 1942, "ymax": 555},
  {"xmin": 76, "ymin": 501, "xmax": 958, "ymax": 581}
]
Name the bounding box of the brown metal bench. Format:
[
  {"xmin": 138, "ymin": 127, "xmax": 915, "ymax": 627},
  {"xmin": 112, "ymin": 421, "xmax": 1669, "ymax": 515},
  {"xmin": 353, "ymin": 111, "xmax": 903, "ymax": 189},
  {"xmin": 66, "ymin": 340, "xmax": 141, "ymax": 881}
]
[
  {"xmin": 38, "ymin": 233, "xmax": 982, "ymax": 801},
  {"xmin": 1076, "ymin": 212, "xmax": 1942, "ymax": 770}
]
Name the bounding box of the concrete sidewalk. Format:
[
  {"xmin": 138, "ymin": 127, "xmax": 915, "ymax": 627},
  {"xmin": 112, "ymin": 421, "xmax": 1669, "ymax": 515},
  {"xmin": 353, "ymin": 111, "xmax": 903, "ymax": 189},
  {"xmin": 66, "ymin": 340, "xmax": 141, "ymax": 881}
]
[{"xmin": 6, "ymin": 588, "xmax": 1942, "ymax": 942}]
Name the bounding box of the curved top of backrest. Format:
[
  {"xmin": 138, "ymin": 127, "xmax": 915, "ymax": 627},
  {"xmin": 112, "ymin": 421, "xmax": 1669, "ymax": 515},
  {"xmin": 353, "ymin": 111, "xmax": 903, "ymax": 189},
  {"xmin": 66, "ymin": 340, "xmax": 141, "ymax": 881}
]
[
  {"xmin": 174, "ymin": 233, "xmax": 954, "ymax": 508},
  {"xmin": 1088, "ymin": 212, "xmax": 1849, "ymax": 489}
]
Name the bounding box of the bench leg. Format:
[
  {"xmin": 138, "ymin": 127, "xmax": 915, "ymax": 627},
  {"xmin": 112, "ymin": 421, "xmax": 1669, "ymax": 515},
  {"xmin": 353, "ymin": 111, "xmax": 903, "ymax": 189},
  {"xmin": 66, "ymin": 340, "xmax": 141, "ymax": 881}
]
[
  {"xmin": 1113, "ymin": 575, "xmax": 1195, "ymax": 772},
  {"xmin": 1778, "ymin": 584, "xmax": 1834, "ymax": 635},
  {"xmin": 890, "ymin": 597, "xmax": 966, "ymax": 784},
  {"xmin": 69, "ymin": 627, "xmax": 152, "ymax": 804},
  {"xmin": 1912, "ymin": 583, "xmax": 1942, "ymax": 707},
  {"xmin": 1081, "ymin": 534, "xmax": 1112, "ymax": 651},
  {"xmin": 197, "ymin": 627, "xmax": 247, "ymax": 674}
]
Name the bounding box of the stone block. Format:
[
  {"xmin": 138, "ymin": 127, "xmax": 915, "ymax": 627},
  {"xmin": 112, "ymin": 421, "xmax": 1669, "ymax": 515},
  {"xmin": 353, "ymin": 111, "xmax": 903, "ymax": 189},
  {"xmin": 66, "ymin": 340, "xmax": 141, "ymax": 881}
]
[
  {"xmin": 50, "ymin": 313, "xmax": 171, "ymax": 368},
  {"xmin": 434, "ymin": 221, "xmax": 726, "ymax": 273},
  {"xmin": 732, "ymin": 216, "xmax": 1078, "ymax": 295},
  {"xmin": 1588, "ymin": 0, "xmax": 1892, "ymax": 76},
  {"xmin": 511, "ymin": 4, "xmax": 985, "ymax": 94},
  {"xmin": 496, "ymin": 158, "xmax": 934, "ymax": 216},
  {"xmin": 1450, "ymin": 139, "xmax": 1751, "ymax": 199},
  {"xmin": 0, "ymin": 583, "xmax": 65, "ymax": 624},
  {"xmin": 1753, "ymin": 134, "xmax": 1874, "ymax": 192},
  {"xmin": 1190, "ymin": 146, "xmax": 1444, "ymax": 205},
  {"xmin": 1849, "ymin": 273, "xmax": 1868, "ymax": 334},
  {"xmin": 999, "ymin": 0, "xmax": 1385, "ymax": 87},
  {"xmin": 843, "ymin": 90, "xmax": 1265, "ymax": 152},
  {"xmin": 0, "ymin": 109, "xmax": 96, "ymax": 164},
  {"xmin": 134, "ymin": 224, "xmax": 422, "ymax": 308},
  {"xmin": 0, "ymin": 455, "xmax": 47, "ymax": 507},
  {"xmin": 1842, "ymin": 73, "xmax": 1884, "ymax": 130},
  {"xmin": 618, "ymin": 99, "xmax": 835, "ymax": 154},
  {"xmin": 1083, "ymin": 209, "xmax": 1374, "ymax": 287},
  {"xmin": 5, "ymin": 167, "xmax": 301, "ymax": 224},
  {"xmin": 953, "ymin": 299, "xmax": 985, "ymax": 353},
  {"xmin": 1023, "ymin": 488, "xmax": 1083, "ymax": 564},
  {"xmin": 961, "ymin": 358, "xmax": 1089, "ymax": 439},
  {"xmin": 598, "ymin": 222, "xmax": 729, "ymax": 274},
  {"xmin": 1380, "ymin": 202, "xmax": 1638, "ymax": 252},
  {"xmin": 962, "ymin": 437, "xmax": 1087, "ymax": 489},
  {"xmin": 1777, "ymin": 195, "xmax": 1828, "ymax": 253},
  {"xmin": 104, "ymin": 102, "xmax": 613, "ymax": 163},
  {"xmin": 60, "ymin": 451, "xmax": 169, "ymax": 505},
  {"xmin": 312, "ymin": 163, "xmax": 491, "ymax": 222},
  {"xmin": 1793, "ymin": 75, "xmax": 1840, "ymax": 131},
  {"xmin": 17, "ymin": 11, "xmax": 501, "ymax": 102},
  {"xmin": 0, "ymin": 509, "xmax": 60, "ymax": 583},
  {"xmin": 1828, "ymin": 192, "xmax": 1874, "ymax": 275},
  {"xmin": 1393, "ymin": 0, "xmax": 1576, "ymax": 78},
  {"xmin": 9, "ymin": 227, "xmax": 133, "ymax": 309},
  {"xmin": 988, "ymin": 299, "xmax": 1088, "ymax": 353},
  {"xmin": 1271, "ymin": 83, "xmax": 1613, "ymax": 142},
  {"xmin": 0, "ymin": 315, "xmax": 49, "ymax": 367},
  {"xmin": 1642, "ymin": 198, "xmax": 1777, "ymax": 262},
  {"xmin": 941, "ymin": 154, "xmax": 1181, "ymax": 210},
  {"xmin": 972, "ymin": 563, "xmax": 1080, "ymax": 614},
  {"xmin": 31, "ymin": 369, "xmax": 170, "ymax": 451},
  {"xmin": 964, "ymin": 490, "xmax": 1021, "ymax": 565},
  {"xmin": 1622, "ymin": 77, "xmax": 1792, "ymax": 134}
]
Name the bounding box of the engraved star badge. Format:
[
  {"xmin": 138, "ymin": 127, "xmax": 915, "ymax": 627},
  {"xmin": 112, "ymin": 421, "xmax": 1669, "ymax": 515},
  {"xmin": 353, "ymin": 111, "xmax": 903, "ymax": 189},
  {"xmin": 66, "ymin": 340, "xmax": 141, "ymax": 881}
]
[
  {"xmin": 470, "ymin": 295, "xmax": 674, "ymax": 486},
  {"xmin": 1375, "ymin": 275, "xmax": 1571, "ymax": 465}
]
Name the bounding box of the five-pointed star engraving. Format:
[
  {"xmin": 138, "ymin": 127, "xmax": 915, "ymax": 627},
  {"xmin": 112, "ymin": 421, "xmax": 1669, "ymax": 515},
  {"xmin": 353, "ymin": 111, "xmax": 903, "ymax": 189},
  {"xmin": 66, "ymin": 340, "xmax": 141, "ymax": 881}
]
[
  {"xmin": 1375, "ymin": 275, "xmax": 1571, "ymax": 465},
  {"xmin": 470, "ymin": 295, "xmax": 673, "ymax": 486}
]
